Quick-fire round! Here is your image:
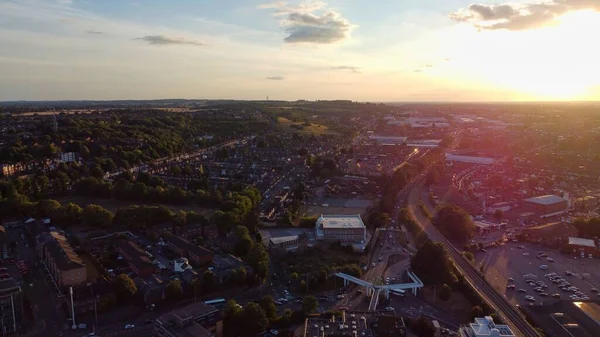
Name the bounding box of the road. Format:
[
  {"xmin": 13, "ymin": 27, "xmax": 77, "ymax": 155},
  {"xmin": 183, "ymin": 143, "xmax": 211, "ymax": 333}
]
[{"xmin": 407, "ymin": 177, "xmax": 541, "ymax": 337}]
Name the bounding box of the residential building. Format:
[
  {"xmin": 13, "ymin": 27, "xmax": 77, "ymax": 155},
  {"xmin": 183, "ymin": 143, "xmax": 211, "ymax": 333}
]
[
  {"xmin": 0, "ymin": 279, "xmax": 24, "ymax": 334},
  {"xmin": 153, "ymin": 302, "xmax": 222, "ymax": 337},
  {"xmin": 315, "ymin": 215, "xmax": 366, "ymax": 244},
  {"xmin": 178, "ymin": 224, "xmax": 203, "ymax": 241},
  {"xmin": 165, "ymin": 235, "xmax": 213, "ymax": 266},
  {"xmin": 117, "ymin": 240, "xmax": 156, "ymax": 277},
  {"xmin": 37, "ymin": 231, "xmax": 87, "ymax": 288},
  {"xmin": 459, "ymin": 316, "xmax": 515, "ymax": 337}
]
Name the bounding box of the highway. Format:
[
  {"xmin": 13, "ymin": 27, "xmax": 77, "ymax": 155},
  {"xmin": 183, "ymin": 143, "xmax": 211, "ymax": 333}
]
[{"xmin": 407, "ymin": 178, "xmax": 541, "ymax": 337}]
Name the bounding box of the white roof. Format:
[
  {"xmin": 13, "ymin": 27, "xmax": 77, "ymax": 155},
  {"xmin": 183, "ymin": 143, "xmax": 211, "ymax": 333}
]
[
  {"xmin": 321, "ymin": 215, "xmax": 365, "ymax": 229},
  {"xmin": 269, "ymin": 235, "xmax": 299, "ymax": 244},
  {"xmin": 445, "ymin": 153, "xmax": 496, "ymax": 165},
  {"xmin": 568, "ymin": 237, "xmax": 596, "ymax": 248},
  {"xmin": 524, "ymin": 195, "xmax": 565, "ymax": 205},
  {"xmin": 468, "ymin": 316, "xmax": 515, "ymax": 337}
]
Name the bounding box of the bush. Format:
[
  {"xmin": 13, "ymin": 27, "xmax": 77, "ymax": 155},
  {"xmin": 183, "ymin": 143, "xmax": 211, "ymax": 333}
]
[{"xmin": 438, "ymin": 284, "xmax": 452, "ymax": 301}]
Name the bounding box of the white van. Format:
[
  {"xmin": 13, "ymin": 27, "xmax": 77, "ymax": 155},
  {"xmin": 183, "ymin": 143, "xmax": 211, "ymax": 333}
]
[{"xmin": 540, "ymin": 265, "xmax": 548, "ymax": 270}]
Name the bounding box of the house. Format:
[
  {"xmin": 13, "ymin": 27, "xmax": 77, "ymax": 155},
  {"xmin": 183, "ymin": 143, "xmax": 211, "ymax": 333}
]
[
  {"xmin": 202, "ymin": 224, "xmax": 219, "ymax": 240},
  {"xmin": 117, "ymin": 240, "xmax": 156, "ymax": 277},
  {"xmin": 178, "ymin": 224, "xmax": 203, "ymax": 241},
  {"xmin": 165, "ymin": 235, "xmax": 213, "ymax": 266}
]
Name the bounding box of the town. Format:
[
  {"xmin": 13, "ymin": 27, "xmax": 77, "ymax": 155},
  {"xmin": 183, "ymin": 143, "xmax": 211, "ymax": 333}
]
[{"xmin": 1, "ymin": 100, "xmax": 600, "ymax": 337}]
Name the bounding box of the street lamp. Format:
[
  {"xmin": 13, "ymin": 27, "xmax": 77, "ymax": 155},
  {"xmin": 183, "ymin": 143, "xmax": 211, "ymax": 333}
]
[{"xmin": 70, "ymin": 287, "xmax": 76, "ymax": 330}]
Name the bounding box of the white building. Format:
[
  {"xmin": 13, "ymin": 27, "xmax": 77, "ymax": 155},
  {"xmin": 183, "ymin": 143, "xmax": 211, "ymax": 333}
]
[
  {"xmin": 315, "ymin": 215, "xmax": 366, "ymax": 245},
  {"xmin": 459, "ymin": 316, "xmax": 515, "ymax": 337},
  {"xmin": 445, "ymin": 153, "xmax": 497, "ymax": 165},
  {"xmin": 368, "ymin": 135, "xmax": 407, "ymax": 145}
]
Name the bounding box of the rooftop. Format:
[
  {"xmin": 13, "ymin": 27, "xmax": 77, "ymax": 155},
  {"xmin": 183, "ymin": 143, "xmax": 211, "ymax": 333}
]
[
  {"xmin": 461, "ymin": 316, "xmax": 515, "ymax": 337},
  {"xmin": 40, "ymin": 231, "xmax": 85, "ymax": 271},
  {"xmin": 318, "ymin": 215, "xmax": 365, "ymax": 229},
  {"xmin": 574, "ymin": 302, "xmax": 600, "ymax": 326},
  {"xmin": 269, "ymin": 235, "xmax": 299, "ymax": 245},
  {"xmin": 568, "ymin": 237, "xmax": 596, "ymax": 248},
  {"xmin": 165, "ymin": 235, "xmax": 213, "ymax": 257},
  {"xmin": 524, "ymin": 195, "xmax": 566, "ymax": 205}
]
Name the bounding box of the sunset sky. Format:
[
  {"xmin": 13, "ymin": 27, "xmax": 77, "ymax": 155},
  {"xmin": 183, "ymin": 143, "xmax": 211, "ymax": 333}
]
[{"xmin": 1, "ymin": 0, "xmax": 599, "ymax": 101}]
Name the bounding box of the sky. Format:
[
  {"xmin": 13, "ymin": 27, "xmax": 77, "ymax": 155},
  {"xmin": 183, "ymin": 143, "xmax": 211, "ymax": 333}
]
[{"xmin": 1, "ymin": 0, "xmax": 599, "ymax": 102}]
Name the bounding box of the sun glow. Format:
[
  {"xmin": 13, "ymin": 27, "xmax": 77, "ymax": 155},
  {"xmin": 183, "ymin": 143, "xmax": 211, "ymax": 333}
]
[{"xmin": 444, "ymin": 9, "xmax": 600, "ymax": 100}]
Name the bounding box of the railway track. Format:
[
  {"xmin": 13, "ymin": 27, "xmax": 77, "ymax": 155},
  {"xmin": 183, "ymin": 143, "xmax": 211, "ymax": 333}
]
[{"xmin": 407, "ymin": 180, "xmax": 540, "ymax": 337}]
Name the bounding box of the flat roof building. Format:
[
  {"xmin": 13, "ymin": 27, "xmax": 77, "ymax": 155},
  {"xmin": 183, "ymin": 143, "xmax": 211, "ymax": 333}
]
[
  {"xmin": 522, "ymin": 195, "xmax": 568, "ymax": 216},
  {"xmin": 445, "ymin": 153, "xmax": 496, "ymax": 165},
  {"xmin": 153, "ymin": 302, "xmax": 222, "ymax": 337},
  {"xmin": 459, "ymin": 316, "xmax": 515, "ymax": 337},
  {"xmin": 0, "ymin": 279, "xmax": 24, "ymax": 334},
  {"xmin": 315, "ymin": 215, "xmax": 366, "ymax": 245}
]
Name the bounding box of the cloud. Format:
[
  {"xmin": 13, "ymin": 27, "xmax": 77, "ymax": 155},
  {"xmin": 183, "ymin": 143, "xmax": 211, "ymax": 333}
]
[
  {"xmin": 413, "ymin": 69, "xmax": 422, "ymax": 73},
  {"xmin": 260, "ymin": 1, "xmax": 354, "ymax": 44},
  {"xmin": 134, "ymin": 35, "xmax": 205, "ymax": 46},
  {"xmin": 330, "ymin": 65, "xmax": 360, "ymax": 73},
  {"xmin": 449, "ymin": 0, "xmax": 600, "ymax": 31},
  {"xmin": 424, "ymin": 64, "xmax": 433, "ymax": 68},
  {"xmin": 86, "ymin": 29, "xmax": 103, "ymax": 35},
  {"xmin": 266, "ymin": 76, "xmax": 285, "ymax": 80},
  {"xmin": 257, "ymin": 1, "xmax": 287, "ymax": 9}
]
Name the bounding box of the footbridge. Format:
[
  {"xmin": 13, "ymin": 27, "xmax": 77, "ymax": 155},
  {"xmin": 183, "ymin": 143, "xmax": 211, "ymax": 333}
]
[{"xmin": 334, "ymin": 269, "xmax": 424, "ymax": 311}]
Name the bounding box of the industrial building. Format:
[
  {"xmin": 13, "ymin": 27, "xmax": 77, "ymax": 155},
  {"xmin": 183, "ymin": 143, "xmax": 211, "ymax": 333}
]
[
  {"xmin": 0, "ymin": 279, "xmax": 24, "ymax": 334},
  {"xmin": 268, "ymin": 235, "xmax": 300, "ymax": 253},
  {"xmin": 567, "ymin": 237, "xmax": 598, "ymax": 257},
  {"xmin": 368, "ymin": 136, "xmax": 407, "ymax": 145},
  {"xmin": 153, "ymin": 302, "xmax": 222, "ymax": 337},
  {"xmin": 459, "ymin": 316, "xmax": 515, "ymax": 337},
  {"xmin": 315, "ymin": 215, "xmax": 366, "ymax": 245},
  {"xmin": 522, "ymin": 195, "xmax": 568, "ymax": 216},
  {"xmin": 445, "ymin": 153, "xmax": 496, "ymax": 165},
  {"xmin": 37, "ymin": 231, "xmax": 87, "ymax": 288}
]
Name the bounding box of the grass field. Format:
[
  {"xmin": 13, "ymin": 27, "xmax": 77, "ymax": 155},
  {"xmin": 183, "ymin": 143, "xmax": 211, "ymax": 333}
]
[
  {"xmin": 55, "ymin": 195, "xmax": 216, "ymax": 216},
  {"xmin": 277, "ymin": 117, "xmax": 341, "ymax": 136},
  {"xmin": 304, "ymin": 206, "xmax": 366, "ymax": 217}
]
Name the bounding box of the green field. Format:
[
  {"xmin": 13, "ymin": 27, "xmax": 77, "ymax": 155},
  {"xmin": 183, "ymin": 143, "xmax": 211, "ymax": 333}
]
[{"xmin": 277, "ymin": 117, "xmax": 341, "ymax": 136}]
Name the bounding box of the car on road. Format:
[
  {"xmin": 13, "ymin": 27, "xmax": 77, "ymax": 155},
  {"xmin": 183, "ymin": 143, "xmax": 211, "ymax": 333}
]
[
  {"xmin": 539, "ymin": 265, "xmax": 548, "ymax": 270},
  {"xmin": 525, "ymin": 295, "xmax": 536, "ymax": 302},
  {"xmin": 547, "ymin": 257, "xmax": 554, "ymax": 262},
  {"xmin": 522, "ymin": 252, "xmax": 529, "ymax": 256},
  {"xmin": 552, "ymin": 293, "xmax": 561, "ymax": 299},
  {"xmin": 518, "ymin": 289, "xmax": 526, "ymax": 293},
  {"xmin": 124, "ymin": 324, "xmax": 135, "ymax": 330},
  {"xmin": 507, "ymin": 285, "xmax": 516, "ymax": 289}
]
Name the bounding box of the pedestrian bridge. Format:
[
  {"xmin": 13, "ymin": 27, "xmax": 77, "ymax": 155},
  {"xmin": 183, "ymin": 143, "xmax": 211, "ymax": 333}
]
[{"xmin": 334, "ymin": 269, "xmax": 423, "ymax": 300}]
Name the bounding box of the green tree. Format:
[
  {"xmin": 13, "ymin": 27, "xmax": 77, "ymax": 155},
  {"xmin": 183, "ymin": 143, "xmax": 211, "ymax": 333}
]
[
  {"xmin": 464, "ymin": 251, "xmax": 475, "ymax": 263},
  {"xmin": 259, "ymin": 295, "xmax": 277, "ymax": 321},
  {"xmin": 411, "ymin": 241, "xmax": 455, "ymax": 285},
  {"xmin": 411, "ymin": 316, "xmax": 436, "ymax": 337},
  {"xmin": 38, "ymin": 199, "xmax": 62, "ymax": 218},
  {"xmin": 433, "ymin": 204, "xmax": 475, "ymax": 244},
  {"xmin": 302, "ymin": 295, "xmax": 318, "ymax": 314},
  {"xmin": 114, "ymin": 273, "xmax": 137, "ymax": 303},
  {"xmin": 240, "ymin": 303, "xmax": 269, "ymax": 335},
  {"xmin": 244, "ymin": 243, "xmax": 269, "ymax": 281},
  {"xmin": 83, "ymin": 204, "xmax": 114, "ymax": 227},
  {"xmin": 166, "ymin": 279, "xmax": 183, "ymax": 300},
  {"xmin": 438, "ymin": 283, "xmax": 452, "ymax": 301},
  {"xmin": 203, "ymin": 270, "xmax": 215, "ymax": 291},
  {"xmin": 494, "ymin": 209, "xmax": 503, "ymax": 221}
]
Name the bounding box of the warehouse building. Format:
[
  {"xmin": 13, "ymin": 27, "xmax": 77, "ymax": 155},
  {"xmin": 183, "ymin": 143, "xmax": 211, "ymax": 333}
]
[{"xmin": 522, "ymin": 195, "xmax": 568, "ymax": 217}]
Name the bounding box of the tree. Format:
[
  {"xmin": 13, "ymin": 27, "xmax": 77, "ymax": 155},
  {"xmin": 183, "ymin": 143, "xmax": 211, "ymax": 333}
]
[
  {"xmin": 203, "ymin": 270, "xmax": 215, "ymax": 292},
  {"xmin": 471, "ymin": 305, "xmax": 483, "ymax": 319},
  {"xmin": 166, "ymin": 279, "xmax": 183, "ymax": 300},
  {"xmin": 438, "ymin": 284, "xmax": 452, "ymax": 301},
  {"xmin": 83, "ymin": 204, "xmax": 114, "ymax": 227},
  {"xmin": 432, "ymin": 204, "xmax": 475, "ymax": 244},
  {"xmin": 411, "ymin": 316, "xmax": 436, "ymax": 337},
  {"xmin": 244, "ymin": 243, "xmax": 269, "ymax": 281},
  {"xmin": 302, "ymin": 295, "xmax": 318, "ymax": 314},
  {"xmin": 239, "ymin": 303, "xmax": 269, "ymax": 335},
  {"xmin": 259, "ymin": 295, "xmax": 277, "ymax": 321},
  {"xmin": 494, "ymin": 209, "xmax": 503, "ymax": 221},
  {"xmin": 114, "ymin": 273, "xmax": 137, "ymax": 303},
  {"xmin": 411, "ymin": 241, "xmax": 455, "ymax": 285},
  {"xmin": 464, "ymin": 251, "xmax": 475, "ymax": 263}
]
